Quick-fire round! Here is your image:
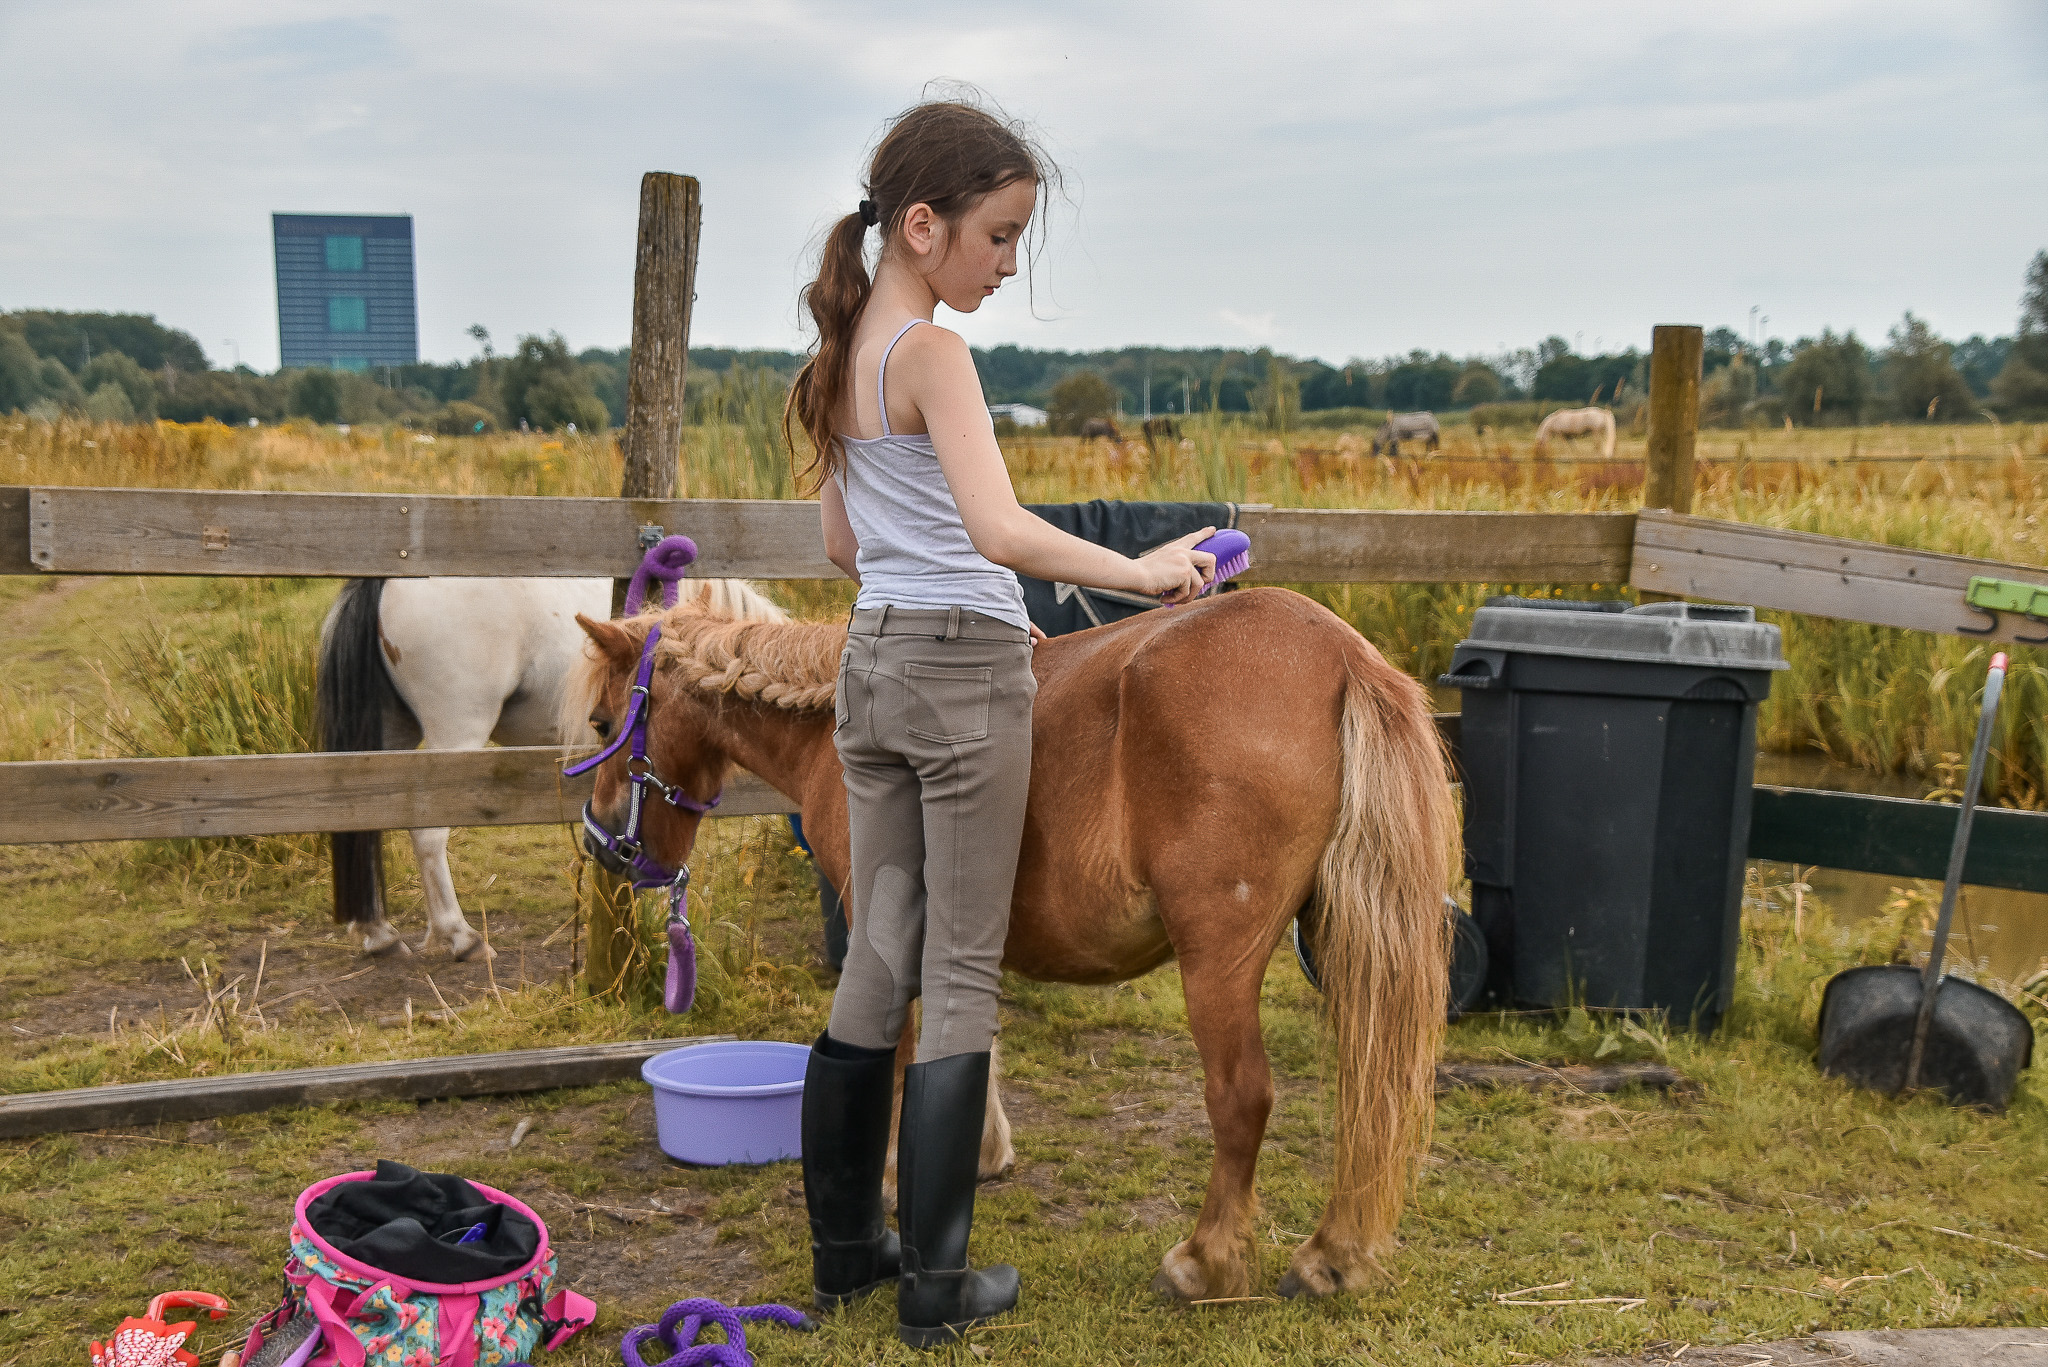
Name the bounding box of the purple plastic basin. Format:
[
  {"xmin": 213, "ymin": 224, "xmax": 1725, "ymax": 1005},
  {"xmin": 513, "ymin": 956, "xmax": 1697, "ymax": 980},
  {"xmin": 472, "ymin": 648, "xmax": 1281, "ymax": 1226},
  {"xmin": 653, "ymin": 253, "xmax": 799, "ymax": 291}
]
[{"xmin": 641, "ymin": 1040, "xmax": 809, "ymax": 1166}]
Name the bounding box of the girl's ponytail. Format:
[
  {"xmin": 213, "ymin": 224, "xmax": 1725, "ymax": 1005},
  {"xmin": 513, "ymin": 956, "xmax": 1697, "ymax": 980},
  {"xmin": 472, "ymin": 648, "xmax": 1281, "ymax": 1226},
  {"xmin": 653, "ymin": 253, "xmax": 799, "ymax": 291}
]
[
  {"xmin": 786, "ymin": 95, "xmax": 1056, "ymax": 495},
  {"xmin": 787, "ymin": 211, "xmax": 873, "ymax": 493}
]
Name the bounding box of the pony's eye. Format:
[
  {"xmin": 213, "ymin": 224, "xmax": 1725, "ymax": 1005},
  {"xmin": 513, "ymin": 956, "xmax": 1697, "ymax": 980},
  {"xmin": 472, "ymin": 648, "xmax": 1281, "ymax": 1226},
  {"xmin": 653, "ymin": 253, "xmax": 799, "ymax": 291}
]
[{"xmin": 590, "ymin": 716, "xmax": 612, "ymax": 740}]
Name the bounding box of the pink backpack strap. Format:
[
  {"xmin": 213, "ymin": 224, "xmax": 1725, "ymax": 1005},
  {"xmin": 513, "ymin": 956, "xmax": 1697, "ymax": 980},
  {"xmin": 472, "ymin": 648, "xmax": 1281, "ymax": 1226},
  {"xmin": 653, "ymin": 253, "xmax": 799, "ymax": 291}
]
[
  {"xmin": 300, "ymin": 1280, "xmax": 366, "ymax": 1367},
  {"xmin": 436, "ymin": 1293, "xmax": 480, "ymax": 1367},
  {"xmin": 541, "ymin": 1290, "xmax": 596, "ymax": 1350}
]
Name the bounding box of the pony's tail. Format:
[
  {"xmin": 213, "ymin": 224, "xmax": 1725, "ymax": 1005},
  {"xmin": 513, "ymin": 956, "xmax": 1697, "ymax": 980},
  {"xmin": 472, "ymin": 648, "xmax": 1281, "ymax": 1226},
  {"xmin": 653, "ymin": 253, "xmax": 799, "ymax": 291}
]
[
  {"xmin": 317, "ymin": 578, "xmax": 410, "ymax": 927},
  {"xmin": 1310, "ymin": 644, "xmax": 1459, "ymax": 1265}
]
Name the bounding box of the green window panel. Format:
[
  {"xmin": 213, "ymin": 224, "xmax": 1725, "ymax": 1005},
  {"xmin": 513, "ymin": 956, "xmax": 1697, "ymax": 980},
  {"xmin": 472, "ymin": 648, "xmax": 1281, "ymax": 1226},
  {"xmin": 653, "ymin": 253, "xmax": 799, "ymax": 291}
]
[
  {"xmin": 332, "ymin": 357, "xmax": 371, "ymax": 373},
  {"xmin": 324, "ymin": 235, "xmax": 365, "ymax": 271},
  {"xmin": 328, "ymin": 296, "xmax": 368, "ymax": 332}
]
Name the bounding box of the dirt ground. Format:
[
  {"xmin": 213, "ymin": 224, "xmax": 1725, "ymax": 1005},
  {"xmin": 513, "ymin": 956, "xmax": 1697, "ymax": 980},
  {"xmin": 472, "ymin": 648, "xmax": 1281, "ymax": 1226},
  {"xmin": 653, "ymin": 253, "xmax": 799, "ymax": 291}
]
[{"xmin": 2, "ymin": 827, "xmax": 835, "ymax": 1066}]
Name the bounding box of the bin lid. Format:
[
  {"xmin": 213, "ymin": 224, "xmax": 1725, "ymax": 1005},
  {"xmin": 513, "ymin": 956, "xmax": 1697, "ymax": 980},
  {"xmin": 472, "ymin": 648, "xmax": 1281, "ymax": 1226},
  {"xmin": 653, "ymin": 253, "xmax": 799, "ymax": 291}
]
[{"xmin": 1461, "ymin": 597, "xmax": 1788, "ymax": 671}]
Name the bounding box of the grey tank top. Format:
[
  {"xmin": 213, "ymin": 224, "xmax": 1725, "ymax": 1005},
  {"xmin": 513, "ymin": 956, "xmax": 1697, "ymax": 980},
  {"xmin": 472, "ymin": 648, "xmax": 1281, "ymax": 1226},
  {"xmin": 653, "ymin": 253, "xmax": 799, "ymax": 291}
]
[{"xmin": 834, "ymin": 319, "xmax": 1029, "ymax": 630}]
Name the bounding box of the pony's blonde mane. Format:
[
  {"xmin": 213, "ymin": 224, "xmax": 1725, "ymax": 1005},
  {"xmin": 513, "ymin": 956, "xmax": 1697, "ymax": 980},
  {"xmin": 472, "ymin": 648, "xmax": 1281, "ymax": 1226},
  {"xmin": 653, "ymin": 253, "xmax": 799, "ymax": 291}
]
[
  {"xmin": 650, "ymin": 604, "xmax": 844, "ymax": 712},
  {"xmin": 558, "ymin": 580, "xmax": 843, "ymax": 746}
]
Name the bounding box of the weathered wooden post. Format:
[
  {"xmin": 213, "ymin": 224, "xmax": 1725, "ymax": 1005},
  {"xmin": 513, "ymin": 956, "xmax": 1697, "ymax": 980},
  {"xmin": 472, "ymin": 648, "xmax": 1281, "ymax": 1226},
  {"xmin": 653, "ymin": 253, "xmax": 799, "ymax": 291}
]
[
  {"xmin": 1637, "ymin": 324, "xmax": 1703, "ymax": 603},
  {"xmin": 614, "ymin": 172, "xmax": 703, "ymax": 609},
  {"xmin": 588, "ymin": 172, "xmax": 702, "ymax": 997}
]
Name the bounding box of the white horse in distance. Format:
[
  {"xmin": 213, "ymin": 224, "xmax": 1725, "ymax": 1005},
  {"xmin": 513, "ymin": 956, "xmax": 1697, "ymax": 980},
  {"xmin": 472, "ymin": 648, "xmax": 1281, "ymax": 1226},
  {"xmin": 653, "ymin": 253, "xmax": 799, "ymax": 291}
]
[
  {"xmin": 317, "ymin": 575, "xmax": 785, "ymax": 958},
  {"xmin": 1533, "ymin": 407, "xmax": 1617, "ymax": 458},
  {"xmin": 1371, "ymin": 412, "xmax": 1441, "ymax": 457}
]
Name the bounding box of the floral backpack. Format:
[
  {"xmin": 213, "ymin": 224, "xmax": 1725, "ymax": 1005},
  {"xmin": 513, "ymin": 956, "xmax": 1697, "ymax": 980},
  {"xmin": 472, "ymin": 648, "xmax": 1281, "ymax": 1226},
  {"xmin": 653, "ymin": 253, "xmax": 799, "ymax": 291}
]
[{"xmin": 240, "ymin": 1164, "xmax": 595, "ymax": 1367}]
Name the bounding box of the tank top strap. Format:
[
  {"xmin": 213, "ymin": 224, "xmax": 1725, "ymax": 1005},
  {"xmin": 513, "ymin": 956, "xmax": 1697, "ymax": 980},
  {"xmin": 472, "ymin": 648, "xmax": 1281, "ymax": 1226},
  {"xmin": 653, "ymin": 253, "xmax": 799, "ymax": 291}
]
[{"xmin": 876, "ymin": 318, "xmax": 926, "ymax": 437}]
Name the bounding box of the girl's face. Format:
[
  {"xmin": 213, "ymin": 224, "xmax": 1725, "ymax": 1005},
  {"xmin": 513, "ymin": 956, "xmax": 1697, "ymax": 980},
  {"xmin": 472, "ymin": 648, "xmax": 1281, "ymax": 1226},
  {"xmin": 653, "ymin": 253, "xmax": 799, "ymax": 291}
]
[{"xmin": 901, "ymin": 178, "xmax": 1036, "ymax": 314}]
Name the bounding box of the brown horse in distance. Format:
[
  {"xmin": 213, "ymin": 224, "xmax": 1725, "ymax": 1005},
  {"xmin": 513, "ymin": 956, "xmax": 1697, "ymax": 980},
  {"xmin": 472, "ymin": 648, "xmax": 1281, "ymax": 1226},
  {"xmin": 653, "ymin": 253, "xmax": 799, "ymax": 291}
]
[{"xmin": 565, "ymin": 587, "xmax": 1457, "ymax": 1300}]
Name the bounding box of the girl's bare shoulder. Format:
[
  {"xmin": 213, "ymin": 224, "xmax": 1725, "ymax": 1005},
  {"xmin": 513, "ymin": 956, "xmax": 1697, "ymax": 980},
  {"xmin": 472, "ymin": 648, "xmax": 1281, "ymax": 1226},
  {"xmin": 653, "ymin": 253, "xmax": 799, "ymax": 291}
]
[{"xmin": 892, "ymin": 319, "xmax": 974, "ymax": 378}]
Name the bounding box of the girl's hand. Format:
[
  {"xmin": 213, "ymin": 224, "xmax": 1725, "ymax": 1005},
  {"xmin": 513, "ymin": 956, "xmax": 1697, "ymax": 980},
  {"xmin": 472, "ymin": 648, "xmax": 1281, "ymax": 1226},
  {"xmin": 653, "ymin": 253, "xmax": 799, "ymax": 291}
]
[
  {"xmin": 1028, "ymin": 622, "xmax": 1047, "ymax": 645},
  {"xmin": 1133, "ymin": 527, "xmax": 1218, "ymax": 605}
]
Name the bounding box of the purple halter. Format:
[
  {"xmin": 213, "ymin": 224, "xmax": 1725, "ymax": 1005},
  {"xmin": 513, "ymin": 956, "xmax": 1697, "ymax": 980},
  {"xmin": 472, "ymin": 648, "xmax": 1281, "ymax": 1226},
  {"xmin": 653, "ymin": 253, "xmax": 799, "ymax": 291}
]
[{"xmin": 562, "ymin": 536, "xmax": 719, "ymax": 1011}]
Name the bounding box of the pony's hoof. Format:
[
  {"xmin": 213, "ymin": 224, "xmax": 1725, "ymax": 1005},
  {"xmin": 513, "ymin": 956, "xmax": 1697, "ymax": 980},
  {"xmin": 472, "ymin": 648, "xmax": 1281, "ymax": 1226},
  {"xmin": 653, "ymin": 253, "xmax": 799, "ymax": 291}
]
[
  {"xmin": 361, "ymin": 929, "xmax": 412, "ymax": 958},
  {"xmin": 1280, "ymin": 1244, "xmax": 1382, "ymax": 1299},
  {"xmin": 1149, "ymin": 1268, "xmax": 1196, "ymax": 1302},
  {"xmin": 448, "ymin": 934, "xmax": 496, "ymax": 963},
  {"xmin": 1149, "ymin": 1241, "xmax": 1242, "ymax": 1303}
]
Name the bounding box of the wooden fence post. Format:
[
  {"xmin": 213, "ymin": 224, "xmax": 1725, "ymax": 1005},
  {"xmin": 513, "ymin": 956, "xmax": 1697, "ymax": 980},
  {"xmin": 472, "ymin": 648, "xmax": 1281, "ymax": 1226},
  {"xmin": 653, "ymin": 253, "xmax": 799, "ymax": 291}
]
[
  {"xmin": 1638, "ymin": 324, "xmax": 1703, "ymax": 603},
  {"xmin": 619, "ymin": 172, "xmax": 702, "ymax": 522},
  {"xmin": 589, "ymin": 171, "xmax": 701, "ymax": 997}
]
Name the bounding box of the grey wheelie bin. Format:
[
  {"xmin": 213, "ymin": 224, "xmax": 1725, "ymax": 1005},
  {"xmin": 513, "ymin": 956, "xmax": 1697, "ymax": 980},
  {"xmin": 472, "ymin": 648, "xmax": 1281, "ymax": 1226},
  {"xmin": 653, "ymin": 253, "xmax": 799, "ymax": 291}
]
[{"xmin": 1441, "ymin": 599, "xmax": 1786, "ymax": 1031}]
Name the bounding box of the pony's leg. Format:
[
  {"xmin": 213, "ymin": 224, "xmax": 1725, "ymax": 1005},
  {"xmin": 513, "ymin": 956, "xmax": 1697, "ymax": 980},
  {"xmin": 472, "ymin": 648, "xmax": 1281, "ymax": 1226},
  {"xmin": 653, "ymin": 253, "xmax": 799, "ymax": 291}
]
[
  {"xmin": 882, "ymin": 1008, "xmax": 1014, "ymax": 1189},
  {"xmin": 980, "ymin": 1039, "xmax": 1016, "ymax": 1180},
  {"xmin": 407, "ymin": 826, "xmax": 493, "ymax": 961},
  {"xmin": 1150, "ymin": 948, "xmax": 1273, "ymax": 1302},
  {"xmin": 883, "ymin": 1026, "xmax": 914, "ymax": 1202}
]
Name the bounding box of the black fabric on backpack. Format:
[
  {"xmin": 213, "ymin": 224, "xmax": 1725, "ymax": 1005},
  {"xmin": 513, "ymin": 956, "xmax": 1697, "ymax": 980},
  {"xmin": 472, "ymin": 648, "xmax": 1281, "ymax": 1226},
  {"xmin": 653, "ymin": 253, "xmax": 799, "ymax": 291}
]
[
  {"xmin": 304, "ymin": 1159, "xmax": 541, "ymax": 1283},
  {"xmin": 1017, "ymin": 500, "xmax": 1239, "ymax": 638}
]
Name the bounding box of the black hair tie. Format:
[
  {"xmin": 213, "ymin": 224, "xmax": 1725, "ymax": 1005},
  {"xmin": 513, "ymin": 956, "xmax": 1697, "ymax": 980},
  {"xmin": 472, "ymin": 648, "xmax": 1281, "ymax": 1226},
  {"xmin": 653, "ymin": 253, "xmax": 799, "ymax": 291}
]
[{"xmin": 858, "ymin": 199, "xmax": 879, "ymax": 228}]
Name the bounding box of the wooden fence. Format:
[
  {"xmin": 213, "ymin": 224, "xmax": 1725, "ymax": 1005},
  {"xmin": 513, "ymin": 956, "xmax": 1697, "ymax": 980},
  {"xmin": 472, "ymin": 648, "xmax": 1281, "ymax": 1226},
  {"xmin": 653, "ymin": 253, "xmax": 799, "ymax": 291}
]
[{"xmin": 4, "ymin": 328, "xmax": 2048, "ymax": 899}]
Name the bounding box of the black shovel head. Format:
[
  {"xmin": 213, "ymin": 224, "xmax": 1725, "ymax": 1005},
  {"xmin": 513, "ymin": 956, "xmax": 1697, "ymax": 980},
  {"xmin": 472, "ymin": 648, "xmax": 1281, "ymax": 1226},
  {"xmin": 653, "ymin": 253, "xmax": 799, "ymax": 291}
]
[{"xmin": 1818, "ymin": 964, "xmax": 2034, "ymax": 1110}]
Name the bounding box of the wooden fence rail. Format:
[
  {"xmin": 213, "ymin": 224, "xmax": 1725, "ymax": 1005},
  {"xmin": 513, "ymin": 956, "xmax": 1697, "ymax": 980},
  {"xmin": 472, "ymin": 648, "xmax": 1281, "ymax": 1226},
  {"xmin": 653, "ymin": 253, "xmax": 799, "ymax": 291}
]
[
  {"xmin": 0, "ymin": 747, "xmax": 790, "ymax": 845},
  {"xmin": 4, "ymin": 486, "xmax": 1636, "ymax": 585},
  {"xmin": 8, "ymin": 741, "xmax": 2046, "ymax": 896}
]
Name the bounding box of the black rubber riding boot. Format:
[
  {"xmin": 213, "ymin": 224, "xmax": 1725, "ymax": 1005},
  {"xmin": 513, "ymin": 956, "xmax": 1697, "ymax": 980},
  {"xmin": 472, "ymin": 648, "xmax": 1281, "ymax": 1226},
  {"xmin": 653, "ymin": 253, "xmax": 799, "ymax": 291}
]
[
  {"xmin": 800, "ymin": 1032, "xmax": 902, "ymax": 1311},
  {"xmin": 895, "ymin": 1051, "xmax": 1020, "ymax": 1349}
]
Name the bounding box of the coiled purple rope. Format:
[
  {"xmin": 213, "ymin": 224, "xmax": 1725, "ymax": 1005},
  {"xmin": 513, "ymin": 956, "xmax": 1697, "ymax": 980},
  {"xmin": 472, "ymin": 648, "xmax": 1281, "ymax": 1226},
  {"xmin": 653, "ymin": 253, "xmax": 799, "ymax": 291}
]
[
  {"xmin": 623, "ymin": 535, "xmax": 701, "ymax": 616},
  {"xmin": 619, "ymin": 1297, "xmax": 815, "ymax": 1367}
]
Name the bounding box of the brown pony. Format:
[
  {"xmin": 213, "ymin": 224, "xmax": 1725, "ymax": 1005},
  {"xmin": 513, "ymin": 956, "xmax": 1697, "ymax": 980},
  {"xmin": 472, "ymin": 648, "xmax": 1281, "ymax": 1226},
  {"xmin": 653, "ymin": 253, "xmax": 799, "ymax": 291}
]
[{"xmin": 565, "ymin": 587, "xmax": 1457, "ymax": 1300}]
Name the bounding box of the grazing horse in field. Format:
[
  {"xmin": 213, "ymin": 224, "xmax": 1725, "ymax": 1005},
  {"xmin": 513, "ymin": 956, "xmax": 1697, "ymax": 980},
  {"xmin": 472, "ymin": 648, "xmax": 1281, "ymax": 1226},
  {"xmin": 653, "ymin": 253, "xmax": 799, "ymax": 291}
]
[
  {"xmin": 1371, "ymin": 412, "xmax": 1441, "ymax": 457},
  {"xmin": 562, "ymin": 588, "xmax": 1457, "ymax": 1300},
  {"xmin": 1534, "ymin": 406, "xmax": 1616, "ymax": 458},
  {"xmin": 1079, "ymin": 417, "xmax": 1122, "ymax": 441},
  {"xmin": 316, "ymin": 575, "xmax": 783, "ymax": 958}
]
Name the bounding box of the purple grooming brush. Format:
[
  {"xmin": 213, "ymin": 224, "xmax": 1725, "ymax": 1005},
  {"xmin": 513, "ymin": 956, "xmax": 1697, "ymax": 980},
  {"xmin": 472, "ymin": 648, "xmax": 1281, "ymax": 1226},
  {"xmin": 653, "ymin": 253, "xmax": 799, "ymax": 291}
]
[{"xmin": 1193, "ymin": 528, "xmax": 1250, "ymax": 596}]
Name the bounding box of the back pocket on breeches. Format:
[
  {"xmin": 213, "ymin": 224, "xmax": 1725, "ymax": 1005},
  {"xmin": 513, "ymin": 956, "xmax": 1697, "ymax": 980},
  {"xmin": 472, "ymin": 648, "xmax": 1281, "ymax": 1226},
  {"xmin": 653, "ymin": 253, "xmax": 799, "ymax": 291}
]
[{"xmin": 902, "ymin": 663, "xmax": 993, "ymax": 744}]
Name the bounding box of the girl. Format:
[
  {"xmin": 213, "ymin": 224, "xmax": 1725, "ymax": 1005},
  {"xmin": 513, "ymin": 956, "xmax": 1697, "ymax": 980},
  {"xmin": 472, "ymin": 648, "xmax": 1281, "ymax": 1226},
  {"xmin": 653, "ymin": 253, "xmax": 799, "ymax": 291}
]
[{"xmin": 786, "ymin": 98, "xmax": 1217, "ymax": 1348}]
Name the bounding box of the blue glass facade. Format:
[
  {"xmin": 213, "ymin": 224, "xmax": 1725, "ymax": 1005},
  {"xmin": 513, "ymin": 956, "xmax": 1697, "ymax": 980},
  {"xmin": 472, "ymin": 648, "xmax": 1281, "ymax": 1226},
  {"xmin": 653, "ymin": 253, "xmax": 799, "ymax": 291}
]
[{"xmin": 273, "ymin": 213, "xmax": 417, "ymax": 370}]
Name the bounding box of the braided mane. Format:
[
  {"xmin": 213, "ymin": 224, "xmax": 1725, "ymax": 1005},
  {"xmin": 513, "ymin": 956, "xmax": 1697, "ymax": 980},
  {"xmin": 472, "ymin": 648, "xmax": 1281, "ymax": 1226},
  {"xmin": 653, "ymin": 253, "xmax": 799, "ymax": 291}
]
[{"xmin": 649, "ymin": 602, "xmax": 845, "ymax": 712}]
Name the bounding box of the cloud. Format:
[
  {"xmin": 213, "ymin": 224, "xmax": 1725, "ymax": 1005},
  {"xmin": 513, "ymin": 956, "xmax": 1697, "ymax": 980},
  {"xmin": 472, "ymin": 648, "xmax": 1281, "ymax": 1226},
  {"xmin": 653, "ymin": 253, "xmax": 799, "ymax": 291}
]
[{"xmin": 0, "ymin": 0, "xmax": 2043, "ymax": 369}]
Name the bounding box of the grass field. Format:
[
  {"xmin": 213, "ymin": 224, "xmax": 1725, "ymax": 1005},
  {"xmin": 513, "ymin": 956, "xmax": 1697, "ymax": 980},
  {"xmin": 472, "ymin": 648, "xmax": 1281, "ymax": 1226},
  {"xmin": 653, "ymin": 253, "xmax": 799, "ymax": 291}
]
[{"xmin": 3, "ymin": 414, "xmax": 2047, "ymax": 1365}]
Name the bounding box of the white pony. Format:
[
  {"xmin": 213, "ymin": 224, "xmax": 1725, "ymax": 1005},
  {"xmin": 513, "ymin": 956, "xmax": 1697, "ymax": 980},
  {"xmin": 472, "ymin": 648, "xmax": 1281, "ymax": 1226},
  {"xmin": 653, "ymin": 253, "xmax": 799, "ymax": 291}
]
[
  {"xmin": 1533, "ymin": 406, "xmax": 1617, "ymax": 458},
  {"xmin": 317, "ymin": 575, "xmax": 786, "ymax": 958}
]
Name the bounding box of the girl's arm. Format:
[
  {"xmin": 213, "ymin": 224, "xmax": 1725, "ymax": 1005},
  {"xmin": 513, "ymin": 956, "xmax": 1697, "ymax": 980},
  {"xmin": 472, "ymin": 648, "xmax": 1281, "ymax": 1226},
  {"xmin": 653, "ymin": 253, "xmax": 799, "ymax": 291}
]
[
  {"xmin": 819, "ymin": 474, "xmax": 861, "ymax": 583},
  {"xmin": 905, "ymin": 327, "xmax": 1214, "ymax": 603}
]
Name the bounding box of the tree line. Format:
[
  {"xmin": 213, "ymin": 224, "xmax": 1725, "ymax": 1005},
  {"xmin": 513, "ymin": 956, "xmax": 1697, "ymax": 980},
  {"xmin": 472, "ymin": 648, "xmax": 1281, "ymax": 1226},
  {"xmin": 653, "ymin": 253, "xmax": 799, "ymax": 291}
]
[{"xmin": 5, "ymin": 251, "xmax": 2043, "ymax": 432}]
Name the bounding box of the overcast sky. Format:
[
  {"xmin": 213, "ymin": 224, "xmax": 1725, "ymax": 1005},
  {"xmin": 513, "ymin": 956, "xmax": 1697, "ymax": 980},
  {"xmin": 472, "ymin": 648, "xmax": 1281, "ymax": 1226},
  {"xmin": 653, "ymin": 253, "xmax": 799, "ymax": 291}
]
[{"xmin": 3, "ymin": 1, "xmax": 2045, "ymax": 372}]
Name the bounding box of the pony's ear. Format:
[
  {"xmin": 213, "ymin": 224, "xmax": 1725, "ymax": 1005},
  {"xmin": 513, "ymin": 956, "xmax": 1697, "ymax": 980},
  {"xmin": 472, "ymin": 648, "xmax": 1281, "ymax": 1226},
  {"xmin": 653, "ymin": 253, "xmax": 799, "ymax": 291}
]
[{"xmin": 576, "ymin": 614, "xmax": 639, "ymax": 670}]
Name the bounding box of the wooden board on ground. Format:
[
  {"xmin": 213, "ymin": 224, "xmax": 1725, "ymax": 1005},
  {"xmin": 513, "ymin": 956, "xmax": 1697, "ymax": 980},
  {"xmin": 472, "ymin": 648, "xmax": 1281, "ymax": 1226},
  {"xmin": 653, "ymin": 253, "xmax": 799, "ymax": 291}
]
[
  {"xmin": 0, "ymin": 1038, "xmax": 732, "ymax": 1139},
  {"xmin": 10, "ymin": 486, "xmax": 1634, "ymax": 585},
  {"xmin": 0, "ymin": 747, "xmax": 797, "ymax": 845},
  {"xmin": 1632, "ymin": 509, "xmax": 2048, "ymax": 646},
  {"xmin": 1749, "ymin": 786, "xmax": 2048, "ymax": 894},
  {"xmin": 1434, "ymin": 1062, "xmax": 1691, "ymax": 1095}
]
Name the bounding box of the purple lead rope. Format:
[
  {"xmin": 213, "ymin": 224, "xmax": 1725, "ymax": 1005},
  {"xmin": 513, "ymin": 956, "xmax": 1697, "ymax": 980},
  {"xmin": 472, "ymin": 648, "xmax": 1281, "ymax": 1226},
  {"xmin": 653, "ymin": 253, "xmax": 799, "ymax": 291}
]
[
  {"xmin": 624, "ymin": 535, "xmax": 701, "ymax": 615},
  {"xmin": 563, "ymin": 534, "xmax": 715, "ymax": 1014},
  {"xmin": 619, "ymin": 1298, "xmax": 816, "ymax": 1367}
]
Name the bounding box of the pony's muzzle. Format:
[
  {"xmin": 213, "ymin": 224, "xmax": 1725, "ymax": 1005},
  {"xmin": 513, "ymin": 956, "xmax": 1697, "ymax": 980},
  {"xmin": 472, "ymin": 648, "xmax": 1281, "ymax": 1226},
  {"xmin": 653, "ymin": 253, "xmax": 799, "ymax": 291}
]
[{"xmin": 583, "ymin": 826, "xmax": 634, "ymax": 877}]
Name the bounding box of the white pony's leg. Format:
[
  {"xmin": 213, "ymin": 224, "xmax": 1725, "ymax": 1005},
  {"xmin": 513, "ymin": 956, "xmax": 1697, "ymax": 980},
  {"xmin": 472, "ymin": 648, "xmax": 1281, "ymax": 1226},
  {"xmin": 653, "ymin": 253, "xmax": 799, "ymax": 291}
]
[{"xmin": 407, "ymin": 825, "xmax": 492, "ymax": 961}]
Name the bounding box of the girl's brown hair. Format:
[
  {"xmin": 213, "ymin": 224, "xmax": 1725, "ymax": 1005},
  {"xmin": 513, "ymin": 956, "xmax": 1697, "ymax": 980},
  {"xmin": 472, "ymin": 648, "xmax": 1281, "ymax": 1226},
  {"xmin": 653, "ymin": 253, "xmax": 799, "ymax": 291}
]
[{"xmin": 785, "ymin": 97, "xmax": 1054, "ymax": 493}]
